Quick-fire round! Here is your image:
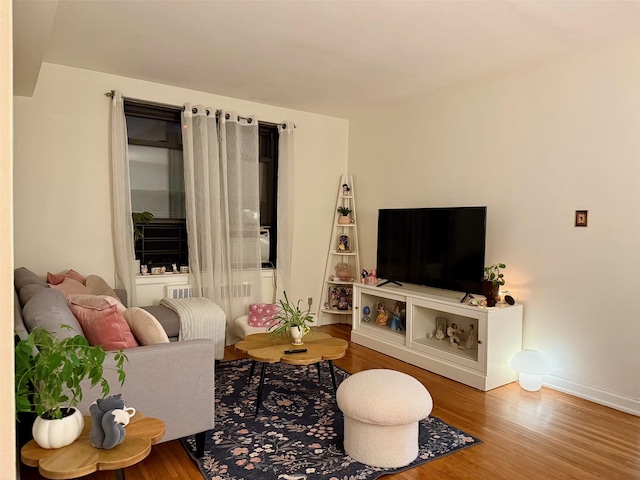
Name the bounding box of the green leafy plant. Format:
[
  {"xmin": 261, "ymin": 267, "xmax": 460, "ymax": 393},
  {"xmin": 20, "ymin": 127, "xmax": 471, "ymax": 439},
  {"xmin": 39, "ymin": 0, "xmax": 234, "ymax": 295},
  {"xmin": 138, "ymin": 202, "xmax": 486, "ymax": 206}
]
[
  {"xmin": 132, "ymin": 211, "xmax": 155, "ymax": 242},
  {"xmin": 268, "ymin": 291, "xmax": 314, "ymax": 340},
  {"xmin": 337, "ymin": 206, "xmax": 352, "ymax": 216},
  {"xmin": 483, "ymin": 263, "xmax": 506, "ymax": 286},
  {"xmin": 15, "ymin": 326, "xmax": 127, "ymax": 420}
]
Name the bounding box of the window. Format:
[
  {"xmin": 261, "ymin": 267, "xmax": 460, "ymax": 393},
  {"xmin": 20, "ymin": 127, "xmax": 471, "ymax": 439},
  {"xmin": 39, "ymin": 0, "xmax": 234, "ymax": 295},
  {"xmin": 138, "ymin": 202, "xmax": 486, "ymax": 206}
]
[
  {"xmin": 125, "ymin": 102, "xmax": 278, "ymax": 270},
  {"xmin": 259, "ymin": 124, "xmax": 279, "ymax": 267}
]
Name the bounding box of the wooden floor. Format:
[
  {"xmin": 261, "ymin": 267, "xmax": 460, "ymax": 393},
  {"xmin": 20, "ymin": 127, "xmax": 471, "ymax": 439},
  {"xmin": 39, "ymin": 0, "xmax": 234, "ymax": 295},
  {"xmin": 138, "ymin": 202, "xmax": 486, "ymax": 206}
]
[{"xmin": 20, "ymin": 324, "xmax": 640, "ymax": 480}]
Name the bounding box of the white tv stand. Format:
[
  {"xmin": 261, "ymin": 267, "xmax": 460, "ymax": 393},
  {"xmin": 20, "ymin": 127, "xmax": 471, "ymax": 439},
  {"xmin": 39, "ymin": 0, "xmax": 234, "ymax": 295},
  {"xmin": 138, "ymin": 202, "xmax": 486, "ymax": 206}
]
[{"xmin": 351, "ymin": 283, "xmax": 523, "ymax": 391}]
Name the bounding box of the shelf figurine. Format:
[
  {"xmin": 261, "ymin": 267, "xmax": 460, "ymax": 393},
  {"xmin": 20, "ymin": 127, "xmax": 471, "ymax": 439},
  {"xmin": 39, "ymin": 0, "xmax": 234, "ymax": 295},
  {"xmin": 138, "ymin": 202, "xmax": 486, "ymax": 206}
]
[
  {"xmin": 465, "ymin": 324, "xmax": 478, "ymax": 349},
  {"xmin": 362, "ymin": 305, "xmax": 371, "ymax": 323},
  {"xmin": 342, "ymin": 183, "xmax": 351, "ymax": 196},
  {"xmin": 434, "ymin": 325, "xmax": 446, "ymax": 340},
  {"xmin": 447, "ymin": 323, "xmax": 464, "ymax": 349},
  {"xmin": 389, "ymin": 302, "xmax": 404, "ymax": 331},
  {"xmin": 375, "ymin": 302, "xmax": 389, "ymax": 326}
]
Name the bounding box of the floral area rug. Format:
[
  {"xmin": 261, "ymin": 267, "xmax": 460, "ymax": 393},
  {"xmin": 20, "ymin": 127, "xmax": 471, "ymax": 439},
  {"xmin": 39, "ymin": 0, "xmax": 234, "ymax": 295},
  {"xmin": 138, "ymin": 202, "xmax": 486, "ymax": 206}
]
[{"xmin": 181, "ymin": 359, "xmax": 480, "ymax": 480}]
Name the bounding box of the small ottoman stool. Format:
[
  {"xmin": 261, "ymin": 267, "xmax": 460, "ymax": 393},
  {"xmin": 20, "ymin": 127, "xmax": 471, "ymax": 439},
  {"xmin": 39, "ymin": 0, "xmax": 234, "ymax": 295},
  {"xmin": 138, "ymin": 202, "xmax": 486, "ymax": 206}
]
[
  {"xmin": 233, "ymin": 314, "xmax": 269, "ymax": 339},
  {"xmin": 336, "ymin": 369, "xmax": 433, "ymax": 468}
]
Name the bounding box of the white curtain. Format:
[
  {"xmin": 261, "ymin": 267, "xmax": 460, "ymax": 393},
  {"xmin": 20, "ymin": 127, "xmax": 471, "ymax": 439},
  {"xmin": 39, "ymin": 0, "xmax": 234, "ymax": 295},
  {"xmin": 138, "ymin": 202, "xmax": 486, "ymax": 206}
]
[
  {"xmin": 110, "ymin": 90, "xmax": 137, "ymax": 306},
  {"xmin": 276, "ymin": 121, "xmax": 296, "ymax": 301},
  {"xmin": 182, "ymin": 106, "xmax": 262, "ymax": 345}
]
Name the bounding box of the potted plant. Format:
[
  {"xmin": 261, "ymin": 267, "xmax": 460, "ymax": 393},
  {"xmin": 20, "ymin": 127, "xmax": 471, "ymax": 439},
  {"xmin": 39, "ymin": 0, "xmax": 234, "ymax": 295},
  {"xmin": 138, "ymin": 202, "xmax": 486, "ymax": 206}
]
[
  {"xmin": 268, "ymin": 291, "xmax": 314, "ymax": 345},
  {"xmin": 337, "ymin": 206, "xmax": 352, "ymax": 224},
  {"xmin": 482, "ymin": 263, "xmax": 506, "ymax": 307},
  {"xmin": 15, "ymin": 326, "xmax": 127, "ymax": 449}
]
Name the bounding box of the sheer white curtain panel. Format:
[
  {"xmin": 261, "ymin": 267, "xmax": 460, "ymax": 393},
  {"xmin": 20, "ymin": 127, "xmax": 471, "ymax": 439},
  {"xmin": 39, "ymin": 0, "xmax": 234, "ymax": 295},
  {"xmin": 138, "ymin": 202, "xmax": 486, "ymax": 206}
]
[
  {"xmin": 110, "ymin": 90, "xmax": 137, "ymax": 306},
  {"xmin": 276, "ymin": 121, "xmax": 296, "ymax": 301},
  {"xmin": 182, "ymin": 106, "xmax": 262, "ymax": 345}
]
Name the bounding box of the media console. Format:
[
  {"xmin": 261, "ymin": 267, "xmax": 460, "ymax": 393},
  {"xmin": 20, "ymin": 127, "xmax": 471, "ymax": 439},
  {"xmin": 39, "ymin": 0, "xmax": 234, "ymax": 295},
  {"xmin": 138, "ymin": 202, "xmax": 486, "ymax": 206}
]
[{"xmin": 351, "ymin": 283, "xmax": 523, "ymax": 391}]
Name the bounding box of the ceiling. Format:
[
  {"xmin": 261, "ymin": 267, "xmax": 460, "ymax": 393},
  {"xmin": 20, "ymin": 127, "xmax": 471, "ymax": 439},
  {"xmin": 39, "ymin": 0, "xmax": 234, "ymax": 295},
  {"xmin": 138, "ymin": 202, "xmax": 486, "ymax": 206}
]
[{"xmin": 13, "ymin": 0, "xmax": 640, "ymax": 119}]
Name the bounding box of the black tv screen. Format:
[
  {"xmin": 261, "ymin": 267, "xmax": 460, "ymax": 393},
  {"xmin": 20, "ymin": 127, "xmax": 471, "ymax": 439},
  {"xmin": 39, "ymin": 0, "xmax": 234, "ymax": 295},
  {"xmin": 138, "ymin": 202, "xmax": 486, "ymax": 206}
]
[{"xmin": 376, "ymin": 207, "xmax": 487, "ymax": 294}]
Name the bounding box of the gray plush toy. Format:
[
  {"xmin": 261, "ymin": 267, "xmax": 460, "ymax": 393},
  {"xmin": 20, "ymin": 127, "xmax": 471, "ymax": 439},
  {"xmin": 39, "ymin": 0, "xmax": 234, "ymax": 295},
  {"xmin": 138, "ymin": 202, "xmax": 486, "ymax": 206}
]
[{"xmin": 89, "ymin": 394, "xmax": 127, "ymax": 449}]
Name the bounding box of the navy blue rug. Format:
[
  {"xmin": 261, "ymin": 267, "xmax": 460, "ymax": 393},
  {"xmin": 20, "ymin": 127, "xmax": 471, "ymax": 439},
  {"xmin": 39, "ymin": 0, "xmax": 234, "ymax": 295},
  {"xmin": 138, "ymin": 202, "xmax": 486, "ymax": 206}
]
[{"xmin": 182, "ymin": 359, "xmax": 480, "ymax": 479}]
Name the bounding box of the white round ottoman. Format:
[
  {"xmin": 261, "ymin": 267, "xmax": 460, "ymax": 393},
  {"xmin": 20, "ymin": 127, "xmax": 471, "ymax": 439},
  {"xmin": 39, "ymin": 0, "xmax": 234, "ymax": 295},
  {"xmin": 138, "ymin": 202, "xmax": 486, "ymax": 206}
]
[{"xmin": 336, "ymin": 369, "xmax": 433, "ymax": 468}]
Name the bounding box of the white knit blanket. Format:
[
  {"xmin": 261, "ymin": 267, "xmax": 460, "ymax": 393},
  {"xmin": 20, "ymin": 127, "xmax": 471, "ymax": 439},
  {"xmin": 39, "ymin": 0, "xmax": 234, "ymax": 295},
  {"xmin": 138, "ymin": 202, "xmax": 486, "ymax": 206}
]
[{"xmin": 159, "ymin": 297, "xmax": 226, "ymax": 359}]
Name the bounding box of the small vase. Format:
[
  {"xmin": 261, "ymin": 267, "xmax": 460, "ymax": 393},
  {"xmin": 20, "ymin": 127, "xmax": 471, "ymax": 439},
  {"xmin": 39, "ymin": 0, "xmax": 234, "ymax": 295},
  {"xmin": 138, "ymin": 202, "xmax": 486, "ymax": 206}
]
[
  {"xmin": 32, "ymin": 407, "xmax": 84, "ymax": 449},
  {"xmin": 482, "ymin": 280, "xmax": 500, "ymax": 307},
  {"xmin": 289, "ymin": 326, "xmax": 304, "ymax": 345}
]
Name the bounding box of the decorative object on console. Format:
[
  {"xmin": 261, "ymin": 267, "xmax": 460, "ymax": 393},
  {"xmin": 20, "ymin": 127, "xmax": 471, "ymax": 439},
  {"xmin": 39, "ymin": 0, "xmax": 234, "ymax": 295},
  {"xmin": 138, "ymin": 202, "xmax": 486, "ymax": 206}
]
[
  {"xmin": 482, "ymin": 263, "xmax": 506, "ymax": 307},
  {"xmin": 337, "ymin": 206, "xmax": 352, "ymax": 224},
  {"xmin": 447, "ymin": 322, "xmax": 464, "ymax": 348},
  {"xmin": 510, "ymin": 349, "xmax": 553, "ymax": 392},
  {"xmin": 267, "ymin": 291, "xmax": 314, "ymax": 344},
  {"xmin": 15, "ymin": 327, "xmax": 127, "ymax": 449}
]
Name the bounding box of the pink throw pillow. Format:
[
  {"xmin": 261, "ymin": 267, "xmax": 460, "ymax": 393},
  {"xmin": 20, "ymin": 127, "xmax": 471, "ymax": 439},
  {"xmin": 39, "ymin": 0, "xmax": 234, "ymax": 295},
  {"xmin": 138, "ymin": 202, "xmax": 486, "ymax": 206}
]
[
  {"xmin": 47, "ymin": 269, "xmax": 85, "ymax": 285},
  {"xmin": 49, "ymin": 277, "xmax": 89, "ymax": 296},
  {"xmin": 70, "ymin": 302, "xmax": 138, "ymax": 350},
  {"xmin": 248, "ymin": 303, "xmax": 280, "ymax": 328}
]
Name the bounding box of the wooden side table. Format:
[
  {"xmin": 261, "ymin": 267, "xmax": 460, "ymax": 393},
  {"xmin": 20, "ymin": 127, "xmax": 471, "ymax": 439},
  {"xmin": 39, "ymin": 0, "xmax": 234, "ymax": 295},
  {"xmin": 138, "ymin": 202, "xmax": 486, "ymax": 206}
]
[
  {"xmin": 235, "ymin": 332, "xmax": 348, "ymax": 415},
  {"xmin": 21, "ymin": 412, "xmax": 165, "ymax": 480}
]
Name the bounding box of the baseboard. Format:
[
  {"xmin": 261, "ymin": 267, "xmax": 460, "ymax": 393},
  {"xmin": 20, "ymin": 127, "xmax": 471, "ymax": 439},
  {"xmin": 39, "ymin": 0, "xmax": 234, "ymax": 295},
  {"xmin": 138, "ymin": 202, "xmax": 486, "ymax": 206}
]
[{"xmin": 543, "ymin": 375, "xmax": 640, "ymax": 417}]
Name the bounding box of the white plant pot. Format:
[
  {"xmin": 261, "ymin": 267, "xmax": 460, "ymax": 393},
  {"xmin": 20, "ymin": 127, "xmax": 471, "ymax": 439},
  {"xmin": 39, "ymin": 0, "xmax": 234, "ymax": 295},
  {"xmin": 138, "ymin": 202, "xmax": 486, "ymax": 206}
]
[
  {"xmin": 32, "ymin": 407, "xmax": 84, "ymax": 449},
  {"xmin": 289, "ymin": 326, "xmax": 305, "ymax": 345}
]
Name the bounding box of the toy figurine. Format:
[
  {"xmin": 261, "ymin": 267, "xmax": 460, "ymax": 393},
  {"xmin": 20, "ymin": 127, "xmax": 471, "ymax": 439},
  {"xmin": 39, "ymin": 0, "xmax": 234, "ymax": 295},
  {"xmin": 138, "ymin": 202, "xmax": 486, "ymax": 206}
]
[
  {"xmin": 375, "ymin": 302, "xmax": 389, "ymax": 326},
  {"xmin": 435, "ymin": 325, "xmax": 446, "ymax": 340},
  {"xmin": 447, "ymin": 323, "xmax": 464, "ymax": 348},
  {"xmin": 342, "ymin": 183, "xmax": 351, "ymax": 196},
  {"xmin": 465, "ymin": 324, "xmax": 478, "ymax": 349},
  {"xmin": 389, "ymin": 303, "xmax": 404, "ymax": 331}
]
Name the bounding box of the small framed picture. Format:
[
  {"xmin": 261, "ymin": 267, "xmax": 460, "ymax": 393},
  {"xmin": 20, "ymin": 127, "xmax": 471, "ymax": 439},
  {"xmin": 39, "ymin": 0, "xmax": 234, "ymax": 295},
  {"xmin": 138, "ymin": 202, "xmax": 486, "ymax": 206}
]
[
  {"xmin": 337, "ymin": 234, "xmax": 350, "ymax": 252},
  {"xmin": 575, "ymin": 210, "xmax": 588, "ymax": 227}
]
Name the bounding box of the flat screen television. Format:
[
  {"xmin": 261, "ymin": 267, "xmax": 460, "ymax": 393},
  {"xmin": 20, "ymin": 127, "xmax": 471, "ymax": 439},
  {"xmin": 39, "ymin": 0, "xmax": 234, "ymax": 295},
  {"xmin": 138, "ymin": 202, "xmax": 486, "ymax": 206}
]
[{"xmin": 376, "ymin": 206, "xmax": 487, "ymax": 295}]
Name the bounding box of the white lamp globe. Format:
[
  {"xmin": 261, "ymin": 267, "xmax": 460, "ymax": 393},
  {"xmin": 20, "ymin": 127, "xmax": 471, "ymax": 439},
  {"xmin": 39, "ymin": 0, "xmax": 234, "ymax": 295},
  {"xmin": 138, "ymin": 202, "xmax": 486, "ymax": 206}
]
[{"xmin": 510, "ymin": 349, "xmax": 552, "ymax": 392}]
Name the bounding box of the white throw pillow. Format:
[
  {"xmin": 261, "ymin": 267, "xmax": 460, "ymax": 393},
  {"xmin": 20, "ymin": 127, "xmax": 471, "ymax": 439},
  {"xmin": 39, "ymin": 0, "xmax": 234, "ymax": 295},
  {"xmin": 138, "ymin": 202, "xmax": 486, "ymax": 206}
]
[{"xmin": 123, "ymin": 307, "xmax": 170, "ymax": 345}]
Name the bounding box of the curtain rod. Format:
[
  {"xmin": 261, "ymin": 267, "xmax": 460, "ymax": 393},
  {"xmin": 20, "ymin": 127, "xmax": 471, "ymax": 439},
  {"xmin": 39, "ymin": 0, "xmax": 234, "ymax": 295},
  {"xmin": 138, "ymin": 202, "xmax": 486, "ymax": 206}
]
[{"xmin": 105, "ymin": 91, "xmax": 296, "ymax": 128}]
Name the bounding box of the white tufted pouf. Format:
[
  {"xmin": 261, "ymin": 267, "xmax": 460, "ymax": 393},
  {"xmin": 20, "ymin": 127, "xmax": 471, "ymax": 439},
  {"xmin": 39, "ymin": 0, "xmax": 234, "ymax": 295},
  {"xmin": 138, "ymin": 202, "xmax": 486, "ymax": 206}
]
[
  {"xmin": 336, "ymin": 369, "xmax": 433, "ymax": 468},
  {"xmin": 233, "ymin": 314, "xmax": 270, "ymax": 339}
]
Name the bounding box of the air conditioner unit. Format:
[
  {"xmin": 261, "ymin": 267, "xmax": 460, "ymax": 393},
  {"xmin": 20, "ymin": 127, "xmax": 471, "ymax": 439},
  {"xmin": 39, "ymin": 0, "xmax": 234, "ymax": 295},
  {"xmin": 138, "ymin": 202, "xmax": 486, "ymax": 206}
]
[{"xmin": 259, "ymin": 228, "xmax": 270, "ymax": 264}]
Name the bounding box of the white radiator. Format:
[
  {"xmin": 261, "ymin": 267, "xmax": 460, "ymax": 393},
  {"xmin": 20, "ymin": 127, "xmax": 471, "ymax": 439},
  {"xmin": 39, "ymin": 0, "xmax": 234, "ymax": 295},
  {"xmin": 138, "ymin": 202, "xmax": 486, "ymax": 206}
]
[
  {"xmin": 164, "ymin": 283, "xmax": 254, "ymax": 300},
  {"xmin": 164, "ymin": 284, "xmax": 193, "ymax": 299}
]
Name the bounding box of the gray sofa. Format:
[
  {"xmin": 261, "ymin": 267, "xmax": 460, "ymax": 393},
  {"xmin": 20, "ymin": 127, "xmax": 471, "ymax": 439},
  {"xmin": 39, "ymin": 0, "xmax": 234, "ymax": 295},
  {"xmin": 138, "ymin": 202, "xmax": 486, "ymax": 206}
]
[{"xmin": 13, "ymin": 267, "xmax": 215, "ymax": 449}]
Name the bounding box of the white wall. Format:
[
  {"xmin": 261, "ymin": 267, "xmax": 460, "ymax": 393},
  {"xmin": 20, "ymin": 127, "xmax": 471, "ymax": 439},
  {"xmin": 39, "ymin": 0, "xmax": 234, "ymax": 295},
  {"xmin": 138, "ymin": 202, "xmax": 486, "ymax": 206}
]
[
  {"xmin": 348, "ymin": 37, "xmax": 640, "ymax": 414},
  {"xmin": 13, "ymin": 63, "xmax": 348, "ymax": 311}
]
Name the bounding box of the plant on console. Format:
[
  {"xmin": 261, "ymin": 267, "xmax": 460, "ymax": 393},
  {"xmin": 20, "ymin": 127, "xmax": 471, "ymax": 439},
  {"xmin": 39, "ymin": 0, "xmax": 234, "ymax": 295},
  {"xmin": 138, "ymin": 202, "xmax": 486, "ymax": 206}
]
[{"xmin": 482, "ymin": 263, "xmax": 506, "ymax": 307}]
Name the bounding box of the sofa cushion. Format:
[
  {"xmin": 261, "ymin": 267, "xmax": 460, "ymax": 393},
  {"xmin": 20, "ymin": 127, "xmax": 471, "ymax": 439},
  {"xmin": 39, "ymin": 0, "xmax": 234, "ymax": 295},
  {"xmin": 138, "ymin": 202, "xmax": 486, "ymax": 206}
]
[
  {"xmin": 140, "ymin": 305, "xmax": 180, "ymax": 339},
  {"xmin": 49, "ymin": 277, "xmax": 89, "ymax": 296},
  {"xmin": 14, "ymin": 267, "xmax": 48, "ymax": 291},
  {"xmin": 68, "ymin": 293, "xmax": 126, "ymax": 314},
  {"xmin": 248, "ymin": 303, "xmax": 280, "ymax": 328},
  {"xmin": 18, "ymin": 283, "xmax": 48, "ymax": 307},
  {"xmin": 123, "ymin": 307, "xmax": 170, "ymax": 345},
  {"xmin": 85, "ymin": 275, "xmax": 121, "ymax": 302},
  {"xmin": 70, "ymin": 301, "xmax": 138, "ymax": 350},
  {"xmin": 22, "ymin": 288, "xmax": 84, "ymax": 340},
  {"xmin": 47, "ymin": 269, "xmax": 85, "ymax": 286}
]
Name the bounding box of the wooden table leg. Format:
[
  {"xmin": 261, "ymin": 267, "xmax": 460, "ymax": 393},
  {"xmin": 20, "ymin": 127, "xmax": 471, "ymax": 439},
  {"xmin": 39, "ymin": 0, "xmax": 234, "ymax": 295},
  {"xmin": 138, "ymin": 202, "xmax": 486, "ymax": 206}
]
[
  {"xmin": 316, "ymin": 362, "xmax": 322, "ymax": 384},
  {"xmin": 115, "ymin": 468, "xmax": 126, "ymax": 480},
  {"xmin": 255, "ymin": 362, "xmax": 267, "ymax": 416},
  {"xmin": 248, "ymin": 360, "xmax": 256, "ymax": 384}
]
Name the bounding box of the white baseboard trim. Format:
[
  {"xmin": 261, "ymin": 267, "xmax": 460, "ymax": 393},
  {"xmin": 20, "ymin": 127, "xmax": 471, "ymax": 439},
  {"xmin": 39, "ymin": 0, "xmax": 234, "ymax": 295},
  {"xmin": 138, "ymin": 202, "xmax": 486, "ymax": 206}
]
[{"xmin": 543, "ymin": 375, "xmax": 639, "ymax": 417}]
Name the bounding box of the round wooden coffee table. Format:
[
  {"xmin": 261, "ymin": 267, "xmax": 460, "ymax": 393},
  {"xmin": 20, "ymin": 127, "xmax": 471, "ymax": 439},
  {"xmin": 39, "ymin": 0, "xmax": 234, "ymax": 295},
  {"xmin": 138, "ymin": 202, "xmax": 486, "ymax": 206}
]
[
  {"xmin": 235, "ymin": 331, "xmax": 348, "ymax": 415},
  {"xmin": 21, "ymin": 412, "xmax": 165, "ymax": 480}
]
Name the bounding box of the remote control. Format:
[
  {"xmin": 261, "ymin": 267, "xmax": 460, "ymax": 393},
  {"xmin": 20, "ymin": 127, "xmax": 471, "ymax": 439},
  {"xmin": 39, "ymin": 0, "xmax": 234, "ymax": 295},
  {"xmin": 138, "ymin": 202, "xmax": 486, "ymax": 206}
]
[{"xmin": 284, "ymin": 349, "xmax": 307, "ymax": 354}]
